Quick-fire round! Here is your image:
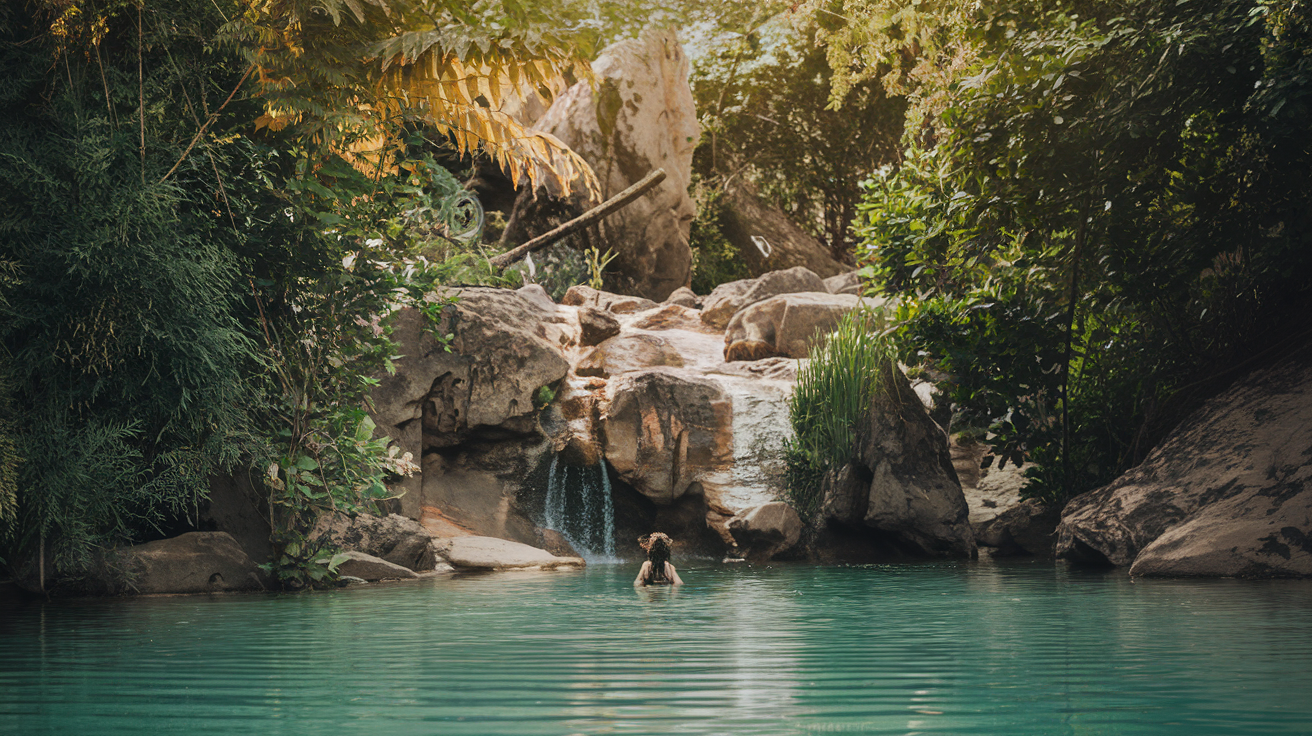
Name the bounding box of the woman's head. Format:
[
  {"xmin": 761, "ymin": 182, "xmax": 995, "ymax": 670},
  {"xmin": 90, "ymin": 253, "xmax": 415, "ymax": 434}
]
[{"xmin": 639, "ymin": 532, "xmax": 672, "ymax": 564}]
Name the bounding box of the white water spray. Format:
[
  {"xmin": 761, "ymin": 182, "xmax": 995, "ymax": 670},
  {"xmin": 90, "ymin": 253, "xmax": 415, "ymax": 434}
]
[{"xmin": 543, "ymin": 456, "xmax": 617, "ymax": 562}]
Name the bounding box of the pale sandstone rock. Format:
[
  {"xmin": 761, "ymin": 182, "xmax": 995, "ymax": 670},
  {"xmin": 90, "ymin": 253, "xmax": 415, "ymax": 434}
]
[
  {"xmin": 723, "ymin": 292, "xmax": 879, "ymax": 362},
  {"xmin": 368, "ymin": 288, "xmax": 569, "ymax": 516},
  {"xmin": 334, "ymin": 551, "xmax": 419, "ymax": 581},
  {"xmin": 603, "ymin": 370, "xmax": 734, "ymax": 504},
  {"xmin": 561, "ymin": 285, "xmax": 659, "ymax": 314},
  {"xmin": 577, "ymin": 333, "xmax": 685, "ymax": 378},
  {"xmin": 435, "ymin": 536, "xmax": 585, "ymax": 570},
  {"xmin": 532, "ymin": 29, "xmax": 699, "ymax": 300},
  {"xmin": 824, "ymin": 272, "xmax": 864, "ymax": 295},
  {"xmin": 1058, "ymin": 349, "xmax": 1312, "ymax": 577},
  {"xmin": 700, "ymin": 267, "xmax": 828, "ymax": 330},
  {"xmin": 663, "ymin": 286, "xmax": 700, "ymax": 308}
]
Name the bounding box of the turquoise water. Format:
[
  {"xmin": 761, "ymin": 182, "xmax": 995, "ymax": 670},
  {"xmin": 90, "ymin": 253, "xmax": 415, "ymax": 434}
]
[{"xmin": 3, "ymin": 561, "xmax": 1312, "ymax": 735}]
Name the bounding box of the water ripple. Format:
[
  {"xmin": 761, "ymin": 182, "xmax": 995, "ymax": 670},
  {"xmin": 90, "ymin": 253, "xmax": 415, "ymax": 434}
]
[{"xmin": 3, "ymin": 562, "xmax": 1312, "ymax": 735}]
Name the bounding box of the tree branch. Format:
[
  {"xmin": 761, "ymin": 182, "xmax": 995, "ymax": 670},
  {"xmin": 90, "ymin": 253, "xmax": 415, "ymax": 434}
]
[{"xmin": 489, "ymin": 168, "xmax": 667, "ymax": 269}]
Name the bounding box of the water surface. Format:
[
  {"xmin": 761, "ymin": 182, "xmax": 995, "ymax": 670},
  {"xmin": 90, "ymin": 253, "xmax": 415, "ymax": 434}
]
[{"xmin": 3, "ymin": 561, "xmax": 1311, "ymax": 735}]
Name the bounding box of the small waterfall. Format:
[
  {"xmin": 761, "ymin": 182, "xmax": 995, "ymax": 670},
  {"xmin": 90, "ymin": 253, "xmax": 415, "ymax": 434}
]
[{"xmin": 543, "ymin": 456, "xmax": 617, "ymax": 562}]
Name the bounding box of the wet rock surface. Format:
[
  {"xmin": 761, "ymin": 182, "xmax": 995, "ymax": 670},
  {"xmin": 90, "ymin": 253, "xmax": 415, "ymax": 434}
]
[
  {"xmin": 1057, "ymin": 347, "xmax": 1312, "ymax": 577},
  {"xmin": 728, "ymin": 502, "xmax": 804, "ymax": 561}
]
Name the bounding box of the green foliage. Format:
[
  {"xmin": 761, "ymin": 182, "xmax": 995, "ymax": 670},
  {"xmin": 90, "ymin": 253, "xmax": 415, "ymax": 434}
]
[
  {"xmin": 687, "ymin": 181, "xmax": 750, "ymax": 294},
  {"xmin": 785, "ymin": 311, "xmax": 895, "ymax": 519},
  {"xmin": 855, "ymin": 0, "xmax": 1312, "ymax": 504},
  {"xmin": 583, "ymin": 246, "xmax": 619, "ymax": 290},
  {"xmin": 692, "ymin": 13, "xmax": 907, "ymax": 257},
  {"xmin": 0, "ymin": 0, "xmax": 260, "ymax": 583}
]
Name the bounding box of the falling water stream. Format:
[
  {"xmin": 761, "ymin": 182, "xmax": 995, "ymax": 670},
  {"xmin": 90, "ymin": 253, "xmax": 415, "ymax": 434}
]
[{"xmin": 543, "ymin": 455, "xmax": 617, "ymax": 561}]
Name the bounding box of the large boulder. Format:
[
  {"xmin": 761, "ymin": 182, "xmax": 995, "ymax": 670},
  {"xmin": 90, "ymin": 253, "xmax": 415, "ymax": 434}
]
[
  {"xmin": 603, "ymin": 370, "xmax": 734, "ymax": 504},
  {"xmin": 723, "ymin": 292, "xmax": 877, "ymax": 362},
  {"xmin": 312, "ymin": 512, "xmax": 439, "ymax": 572},
  {"xmin": 975, "ymin": 499, "xmax": 1060, "ymax": 558},
  {"xmin": 820, "ymin": 364, "xmax": 976, "ymax": 557},
  {"xmin": 700, "ymin": 267, "xmax": 828, "ymax": 329},
  {"xmin": 116, "ymin": 532, "xmax": 266, "ymax": 595},
  {"xmin": 530, "ymin": 29, "xmax": 699, "ymax": 301},
  {"xmin": 719, "ymin": 181, "xmax": 848, "ymax": 279},
  {"xmin": 728, "ymin": 502, "xmax": 804, "ymax": 561},
  {"xmin": 369, "ymin": 288, "xmax": 570, "ymax": 516},
  {"xmin": 1057, "ymin": 349, "xmax": 1312, "ymax": 577},
  {"xmin": 435, "ymin": 536, "xmax": 585, "ymax": 570}
]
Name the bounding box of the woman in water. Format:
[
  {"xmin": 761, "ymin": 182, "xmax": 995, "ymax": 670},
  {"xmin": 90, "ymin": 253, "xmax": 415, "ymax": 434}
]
[{"xmin": 634, "ymin": 532, "xmax": 684, "ymax": 586}]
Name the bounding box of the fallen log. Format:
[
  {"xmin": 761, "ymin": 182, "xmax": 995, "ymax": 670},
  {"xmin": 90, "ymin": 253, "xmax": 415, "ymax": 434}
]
[{"xmin": 489, "ymin": 168, "xmax": 667, "ymax": 269}]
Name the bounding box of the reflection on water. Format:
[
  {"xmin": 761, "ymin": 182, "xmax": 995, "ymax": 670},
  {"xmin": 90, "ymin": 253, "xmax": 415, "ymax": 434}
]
[{"xmin": 3, "ymin": 562, "xmax": 1312, "ymax": 735}]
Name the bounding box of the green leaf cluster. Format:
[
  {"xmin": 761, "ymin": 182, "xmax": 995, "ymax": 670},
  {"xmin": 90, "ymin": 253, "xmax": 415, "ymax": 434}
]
[{"xmin": 854, "ymin": 0, "xmax": 1312, "ymax": 504}]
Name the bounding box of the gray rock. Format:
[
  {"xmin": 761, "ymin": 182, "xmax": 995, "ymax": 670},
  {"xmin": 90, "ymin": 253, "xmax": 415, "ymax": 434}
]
[
  {"xmin": 824, "ymin": 272, "xmax": 863, "ymax": 295},
  {"xmin": 819, "ymin": 363, "xmax": 975, "ymax": 558},
  {"xmin": 728, "ymin": 502, "xmax": 803, "ymax": 561},
  {"xmin": 334, "ymin": 551, "xmax": 420, "ymax": 581},
  {"xmin": 529, "ymin": 29, "xmax": 699, "ymax": 301},
  {"xmin": 700, "ymin": 267, "xmax": 828, "ymax": 330},
  {"xmin": 664, "ymin": 286, "xmax": 700, "ymax": 308},
  {"xmin": 578, "ymin": 307, "xmax": 621, "ymax": 347},
  {"xmin": 435, "ymin": 536, "xmax": 585, "ymax": 570},
  {"xmin": 975, "ymin": 499, "xmax": 1060, "ymax": 558},
  {"xmin": 368, "ymin": 288, "xmax": 571, "ymax": 516},
  {"xmin": 1057, "ymin": 349, "xmax": 1312, "ymax": 577},
  {"xmin": 116, "ymin": 532, "xmax": 266, "ymax": 595},
  {"xmin": 515, "ymin": 284, "xmax": 557, "ymax": 314},
  {"xmin": 313, "ymin": 512, "xmax": 437, "ymax": 571}
]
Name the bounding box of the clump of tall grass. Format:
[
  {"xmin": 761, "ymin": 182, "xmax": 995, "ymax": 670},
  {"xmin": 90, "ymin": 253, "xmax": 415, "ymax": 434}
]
[{"xmin": 785, "ymin": 310, "xmax": 895, "ymax": 520}]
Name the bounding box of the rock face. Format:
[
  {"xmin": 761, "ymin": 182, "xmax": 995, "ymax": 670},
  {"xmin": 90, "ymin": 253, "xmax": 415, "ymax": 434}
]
[
  {"xmin": 728, "ymin": 502, "xmax": 803, "ymax": 561},
  {"xmin": 975, "ymin": 499, "xmax": 1060, "ymax": 558},
  {"xmin": 369, "ymin": 287, "xmax": 570, "ymax": 518},
  {"xmin": 116, "ymin": 532, "xmax": 266, "ymax": 595},
  {"xmin": 532, "ymin": 29, "xmax": 699, "ymax": 301},
  {"xmin": 723, "ymin": 292, "xmax": 878, "ymax": 362},
  {"xmin": 701, "ymin": 267, "xmax": 829, "ymax": 329},
  {"xmin": 1057, "ymin": 349, "xmax": 1312, "ymax": 577},
  {"xmin": 313, "ymin": 512, "xmax": 439, "ymax": 572},
  {"xmin": 435, "ymin": 536, "xmax": 585, "ymax": 570},
  {"xmin": 719, "ymin": 182, "xmax": 848, "ymax": 279},
  {"xmin": 820, "ymin": 364, "xmax": 976, "ymax": 558},
  {"xmin": 603, "ymin": 370, "xmax": 734, "ymax": 504},
  {"xmin": 356, "ymin": 268, "xmax": 974, "ymax": 565}
]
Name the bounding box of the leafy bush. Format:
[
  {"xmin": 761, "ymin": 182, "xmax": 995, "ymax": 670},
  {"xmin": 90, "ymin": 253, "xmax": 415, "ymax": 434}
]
[
  {"xmin": 784, "ymin": 311, "xmax": 895, "ymax": 520},
  {"xmin": 688, "ymin": 180, "xmax": 750, "ymax": 294}
]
